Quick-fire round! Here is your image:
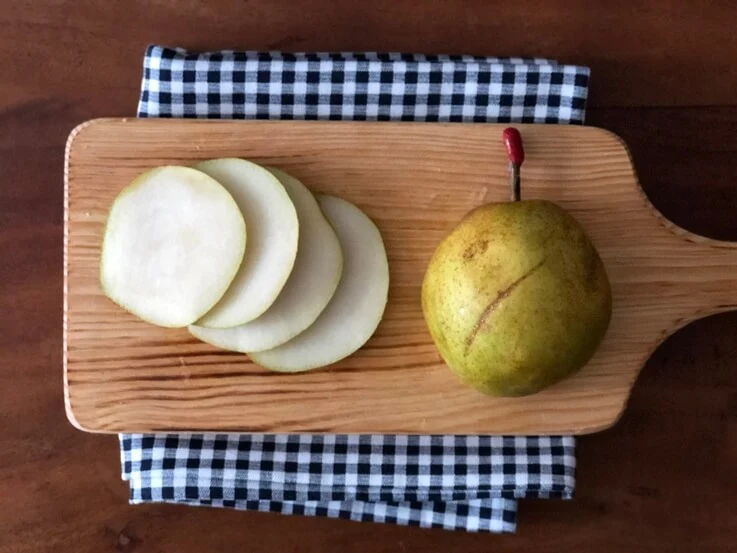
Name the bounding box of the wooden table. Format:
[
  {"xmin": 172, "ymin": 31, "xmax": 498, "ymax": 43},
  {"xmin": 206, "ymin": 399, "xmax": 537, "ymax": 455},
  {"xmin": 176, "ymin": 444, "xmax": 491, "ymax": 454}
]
[{"xmin": 2, "ymin": 1, "xmax": 735, "ymax": 551}]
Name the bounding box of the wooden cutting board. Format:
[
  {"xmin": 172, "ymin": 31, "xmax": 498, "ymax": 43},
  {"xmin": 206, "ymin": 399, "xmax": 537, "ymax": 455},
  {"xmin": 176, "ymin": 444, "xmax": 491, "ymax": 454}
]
[{"xmin": 64, "ymin": 118, "xmax": 737, "ymax": 435}]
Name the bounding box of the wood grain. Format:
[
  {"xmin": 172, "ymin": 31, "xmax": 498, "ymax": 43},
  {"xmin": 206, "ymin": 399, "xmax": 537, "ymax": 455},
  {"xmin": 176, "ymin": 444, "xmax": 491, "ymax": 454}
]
[
  {"xmin": 64, "ymin": 119, "xmax": 737, "ymax": 435},
  {"xmin": 4, "ymin": 2, "xmax": 737, "ymax": 550},
  {"xmin": 3, "ymin": 0, "xmax": 737, "ymax": 109}
]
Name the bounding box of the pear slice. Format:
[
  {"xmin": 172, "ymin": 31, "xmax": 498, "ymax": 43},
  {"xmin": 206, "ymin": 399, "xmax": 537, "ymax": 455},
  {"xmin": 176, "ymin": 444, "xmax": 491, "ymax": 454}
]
[
  {"xmin": 195, "ymin": 159, "xmax": 299, "ymax": 328},
  {"xmin": 249, "ymin": 195, "xmax": 389, "ymax": 372},
  {"xmin": 189, "ymin": 168, "xmax": 343, "ymax": 352},
  {"xmin": 100, "ymin": 166, "xmax": 246, "ymax": 328}
]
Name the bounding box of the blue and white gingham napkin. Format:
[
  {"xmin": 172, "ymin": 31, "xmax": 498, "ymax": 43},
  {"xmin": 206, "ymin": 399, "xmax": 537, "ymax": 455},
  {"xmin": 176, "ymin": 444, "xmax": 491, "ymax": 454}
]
[{"xmin": 121, "ymin": 45, "xmax": 587, "ymax": 533}]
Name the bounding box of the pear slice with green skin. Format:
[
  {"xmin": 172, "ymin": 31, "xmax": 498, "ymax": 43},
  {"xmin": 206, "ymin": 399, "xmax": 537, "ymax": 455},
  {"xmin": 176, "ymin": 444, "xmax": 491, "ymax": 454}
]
[
  {"xmin": 100, "ymin": 165, "xmax": 246, "ymax": 328},
  {"xmin": 195, "ymin": 159, "xmax": 299, "ymax": 328},
  {"xmin": 249, "ymin": 195, "xmax": 389, "ymax": 372},
  {"xmin": 189, "ymin": 168, "xmax": 343, "ymax": 352}
]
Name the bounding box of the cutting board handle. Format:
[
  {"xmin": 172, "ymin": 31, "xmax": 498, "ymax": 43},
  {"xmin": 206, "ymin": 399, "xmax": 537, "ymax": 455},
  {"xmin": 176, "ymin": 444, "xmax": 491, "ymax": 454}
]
[
  {"xmin": 648, "ymin": 204, "xmax": 737, "ymax": 321},
  {"xmin": 675, "ymin": 233, "xmax": 737, "ymax": 316}
]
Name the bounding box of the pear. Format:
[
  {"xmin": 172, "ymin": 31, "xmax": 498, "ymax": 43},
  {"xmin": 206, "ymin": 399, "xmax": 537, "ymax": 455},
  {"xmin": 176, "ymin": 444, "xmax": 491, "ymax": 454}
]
[
  {"xmin": 249, "ymin": 195, "xmax": 389, "ymax": 372},
  {"xmin": 194, "ymin": 158, "xmax": 299, "ymax": 328},
  {"xmin": 100, "ymin": 166, "xmax": 246, "ymax": 328},
  {"xmin": 421, "ymin": 129, "xmax": 612, "ymax": 397},
  {"xmin": 189, "ymin": 168, "xmax": 343, "ymax": 352}
]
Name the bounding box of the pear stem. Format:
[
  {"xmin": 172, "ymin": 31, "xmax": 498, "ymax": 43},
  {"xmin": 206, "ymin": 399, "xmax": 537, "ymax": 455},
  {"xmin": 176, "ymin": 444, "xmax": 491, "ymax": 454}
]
[
  {"xmin": 502, "ymin": 127, "xmax": 525, "ymax": 202},
  {"xmin": 510, "ymin": 165, "xmax": 521, "ymax": 202}
]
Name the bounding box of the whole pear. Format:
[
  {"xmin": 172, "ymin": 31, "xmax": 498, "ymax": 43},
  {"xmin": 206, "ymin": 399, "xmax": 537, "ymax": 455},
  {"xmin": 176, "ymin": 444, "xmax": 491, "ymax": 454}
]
[{"xmin": 422, "ymin": 199, "xmax": 612, "ymax": 397}]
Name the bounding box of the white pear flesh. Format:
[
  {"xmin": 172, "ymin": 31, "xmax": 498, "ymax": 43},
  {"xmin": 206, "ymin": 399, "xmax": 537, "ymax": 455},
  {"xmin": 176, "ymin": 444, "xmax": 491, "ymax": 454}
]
[
  {"xmin": 250, "ymin": 195, "xmax": 389, "ymax": 372},
  {"xmin": 100, "ymin": 166, "xmax": 246, "ymax": 328},
  {"xmin": 195, "ymin": 159, "xmax": 299, "ymax": 328},
  {"xmin": 189, "ymin": 168, "xmax": 343, "ymax": 352}
]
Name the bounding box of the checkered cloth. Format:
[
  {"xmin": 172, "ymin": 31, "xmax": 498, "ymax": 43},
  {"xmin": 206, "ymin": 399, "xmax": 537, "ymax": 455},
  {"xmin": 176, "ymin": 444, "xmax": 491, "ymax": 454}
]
[
  {"xmin": 138, "ymin": 47, "xmax": 589, "ymax": 123},
  {"xmin": 122, "ymin": 45, "xmax": 587, "ymax": 533}
]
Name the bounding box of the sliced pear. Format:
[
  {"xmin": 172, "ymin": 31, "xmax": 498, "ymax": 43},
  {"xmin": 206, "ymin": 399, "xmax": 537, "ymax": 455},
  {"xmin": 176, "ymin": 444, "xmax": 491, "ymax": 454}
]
[
  {"xmin": 195, "ymin": 159, "xmax": 299, "ymax": 328},
  {"xmin": 249, "ymin": 195, "xmax": 389, "ymax": 372},
  {"xmin": 100, "ymin": 166, "xmax": 246, "ymax": 328},
  {"xmin": 189, "ymin": 168, "xmax": 343, "ymax": 352}
]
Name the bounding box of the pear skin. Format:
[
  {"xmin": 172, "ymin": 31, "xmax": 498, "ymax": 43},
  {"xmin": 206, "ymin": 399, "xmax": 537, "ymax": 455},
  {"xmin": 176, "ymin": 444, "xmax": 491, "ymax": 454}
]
[{"xmin": 422, "ymin": 200, "xmax": 612, "ymax": 397}]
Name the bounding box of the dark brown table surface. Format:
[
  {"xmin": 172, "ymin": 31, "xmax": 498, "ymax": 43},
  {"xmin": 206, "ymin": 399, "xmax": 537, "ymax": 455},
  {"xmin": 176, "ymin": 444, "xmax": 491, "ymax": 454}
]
[{"xmin": 2, "ymin": 1, "xmax": 736, "ymax": 551}]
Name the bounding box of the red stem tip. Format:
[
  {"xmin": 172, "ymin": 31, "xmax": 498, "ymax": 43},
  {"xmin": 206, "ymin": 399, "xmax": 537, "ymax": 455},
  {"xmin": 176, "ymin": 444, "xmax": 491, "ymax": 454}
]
[{"xmin": 502, "ymin": 127, "xmax": 525, "ymax": 166}]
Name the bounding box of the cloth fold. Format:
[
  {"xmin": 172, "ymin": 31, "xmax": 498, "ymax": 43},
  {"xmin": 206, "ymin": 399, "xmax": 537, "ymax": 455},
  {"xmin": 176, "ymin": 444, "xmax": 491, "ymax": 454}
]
[{"xmin": 122, "ymin": 45, "xmax": 588, "ymax": 533}]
